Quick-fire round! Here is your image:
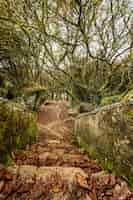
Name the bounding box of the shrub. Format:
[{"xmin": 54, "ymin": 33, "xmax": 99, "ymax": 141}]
[{"xmin": 0, "ymin": 99, "xmax": 37, "ymax": 164}]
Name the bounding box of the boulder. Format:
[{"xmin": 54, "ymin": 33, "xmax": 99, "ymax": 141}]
[
  {"xmin": 0, "ymin": 100, "xmax": 37, "ymax": 164},
  {"xmin": 75, "ymin": 101, "xmax": 133, "ymax": 184}
]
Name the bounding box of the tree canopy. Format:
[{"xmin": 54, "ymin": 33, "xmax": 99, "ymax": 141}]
[{"xmin": 0, "ymin": 0, "xmax": 132, "ymax": 101}]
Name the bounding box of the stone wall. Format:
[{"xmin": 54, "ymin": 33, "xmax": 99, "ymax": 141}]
[{"xmin": 75, "ymin": 101, "xmax": 133, "ymax": 183}]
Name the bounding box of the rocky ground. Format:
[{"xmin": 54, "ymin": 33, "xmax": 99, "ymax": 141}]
[{"xmin": 0, "ymin": 101, "xmax": 133, "ymax": 200}]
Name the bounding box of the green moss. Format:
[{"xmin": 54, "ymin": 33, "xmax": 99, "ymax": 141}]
[
  {"xmin": 76, "ymin": 127, "xmax": 133, "ymax": 186},
  {"xmin": 123, "ymin": 90, "xmax": 133, "ymax": 102},
  {"xmin": 0, "ymin": 152, "xmax": 13, "ymax": 166},
  {"xmin": 123, "ymin": 110, "xmax": 133, "ymax": 125},
  {"xmin": 101, "ymin": 95, "xmax": 122, "ymax": 106},
  {"xmin": 124, "ymin": 111, "xmax": 133, "ymax": 117},
  {"xmin": 0, "ymin": 100, "xmax": 37, "ymax": 164},
  {"xmin": 22, "ymin": 85, "xmax": 47, "ymax": 95}
]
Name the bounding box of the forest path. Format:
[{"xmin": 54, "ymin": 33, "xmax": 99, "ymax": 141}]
[{"xmin": 0, "ymin": 101, "xmax": 132, "ymax": 199}]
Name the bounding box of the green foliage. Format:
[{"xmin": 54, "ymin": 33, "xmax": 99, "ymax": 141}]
[
  {"xmin": 0, "ymin": 0, "xmax": 132, "ymax": 103},
  {"xmin": 0, "ymin": 100, "xmax": 37, "ymax": 164}
]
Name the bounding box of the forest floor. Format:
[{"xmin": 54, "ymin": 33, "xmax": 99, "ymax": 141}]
[{"xmin": 0, "ymin": 101, "xmax": 133, "ymax": 200}]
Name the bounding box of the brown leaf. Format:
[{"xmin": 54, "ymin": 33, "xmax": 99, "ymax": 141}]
[
  {"xmin": 0, "ymin": 181, "xmax": 5, "ymax": 192},
  {"xmin": 3, "ymin": 171, "xmax": 13, "ymax": 180},
  {"xmin": 113, "ymin": 182, "xmax": 131, "ymax": 200},
  {"xmin": 3, "ymin": 182, "xmax": 12, "ymax": 194},
  {"xmin": 76, "ymin": 173, "xmax": 89, "ymax": 189},
  {"xmin": 85, "ymin": 194, "xmax": 92, "ymax": 200},
  {"xmin": 52, "ymin": 186, "xmax": 60, "ymax": 193}
]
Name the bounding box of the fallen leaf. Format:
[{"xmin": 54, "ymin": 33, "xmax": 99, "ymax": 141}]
[
  {"xmin": 4, "ymin": 171, "xmax": 13, "ymax": 181},
  {"xmin": 0, "ymin": 181, "xmax": 4, "ymax": 192},
  {"xmin": 52, "ymin": 186, "xmax": 60, "ymax": 193},
  {"xmin": 85, "ymin": 194, "xmax": 92, "ymax": 200},
  {"xmin": 76, "ymin": 173, "xmax": 89, "ymax": 189}
]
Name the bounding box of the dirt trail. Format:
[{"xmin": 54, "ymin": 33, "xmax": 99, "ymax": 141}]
[{"xmin": 0, "ymin": 101, "xmax": 132, "ymax": 200}]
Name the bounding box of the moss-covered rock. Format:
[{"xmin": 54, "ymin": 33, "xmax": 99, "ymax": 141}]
[
  {"xmin": 0, "ymin": 82, "xmax": 48, "ymax": 111},
  {"xmin": 101, "ymin": 95, "xmax": 122, "ymax": 106},
  {"xmin": 75, "ymin": 101, "xmax": 133, "ymax": 185},
  {"xmin": 0, "ymin": 99, "xmax": 37, "ymax": 164},
  {"xmin": 22, "ymin": 85, "xmax": 48, "ymax": 111}
]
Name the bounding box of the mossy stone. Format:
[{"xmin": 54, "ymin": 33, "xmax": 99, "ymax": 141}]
[
  {"xmin": 101, "ymin": 95, "xmax": 122, "ymax": 106},
  {"xmin": 0, "ymin": 100, "xmax": 37, "ymax": 164},
  {"xmin": 75, "ymin": 102, "xmax": 133, "ymax": 185}
]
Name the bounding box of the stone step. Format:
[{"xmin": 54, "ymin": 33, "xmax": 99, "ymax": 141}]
[{"xmin": 6, "ymin": 165, "xmax": 89, "ymax": 199}]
